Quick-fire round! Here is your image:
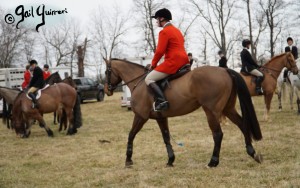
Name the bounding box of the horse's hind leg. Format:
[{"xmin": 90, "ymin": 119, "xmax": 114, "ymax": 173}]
[
  {"xmin": 203, "ymin": 107, "xmax": 223, "ymax": 167},
  {"xmin": 224, "ymin": 108, "xmax": 262, "ymax": 163},
  {"xmin": 125, "ymin": 114, "xmax": 148, "ymax": 167},
  {"xmin": 156, "ymin": 117, "xmax": 175, "ymax": 167}
]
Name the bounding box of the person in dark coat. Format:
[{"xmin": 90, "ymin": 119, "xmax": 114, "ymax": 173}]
[
  {"xmin": 240, "ymin": 39, "xmax": 264, "ymax": 95},
  {"xmin": 188, "ymin": 53, "xmax": 194, "ymax": 66},
  {"xmin": 27, "ymin": 60, "xmax": 45, "ymax": 108},
  {"xmin": 283, "ymin": 37, "xmax": 298, "ymax": 82},
  {"xmin": 218, "ymin": 50, "xmax": 228, "ymax": 68}
]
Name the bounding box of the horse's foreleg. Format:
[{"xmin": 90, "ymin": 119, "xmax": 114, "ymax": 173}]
[
  {"xmin": 203, "ymin": 108, "xmax": 223, "ymax": 167},
  {"xmin": 277, "ymin": 90, "xmax": 282, "ymax": 111},
  {"xmin": 156, "ymin": 117, "xmax": 175, "ymax": 167},
  {"xmin": 290, "ymin": 85, "xmax": 294, "ymax": 110},
  {"xmin": 263, "ymin": 94, "xmax": 274, "ymax": 122},
  {"xmin": 34, "ymin": 114, "xmax": 53, "ymax": 137},
  {"xmin": 125, "ymin": 114, "xmax": 148, "ymax": 167}
]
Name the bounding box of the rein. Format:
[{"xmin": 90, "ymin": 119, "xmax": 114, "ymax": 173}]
[
  {"xmin": 260, "ymin": 54, "xmax": 296, "ymax": 80},
  {"xmin": 106, "ymin": 63, "xmax": 147, "ymax": 92}
]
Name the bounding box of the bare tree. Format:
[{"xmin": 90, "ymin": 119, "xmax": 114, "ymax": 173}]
[
  {"xmin": 242, "ymin": 0, "xmax": 267, "ymax": 61},
  {"xmin": 91, "ymin": 5, "xmax": 129, "ymax": 60},
  {"xmin": 0, "ymin": 8, "xmax": 30, "ymax": 68},
  {"xmin": 41, "ymin": 19, "xmax": 81, "ymax": 67},
  {"xmin": 189, "ymin": 0, "xmax": 237, "ymax": 58},
  {"xmin": 259, "ymin": 0, "xmax": 286, "ymax": 57},
  {"xmin": 133, "ymin": 0, "xmax": 165, "ymax": 54}
]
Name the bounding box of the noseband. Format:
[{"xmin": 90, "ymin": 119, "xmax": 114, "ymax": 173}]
[{"xmin": 106, "ymin": 63, "xmax": 118, "ymax": 92}]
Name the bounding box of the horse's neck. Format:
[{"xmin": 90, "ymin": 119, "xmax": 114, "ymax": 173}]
[
  {"xmin": 114, "ymin": 63, "xmax": 145, "ymax": 92},
  {"xmin": 265, "ymin": 56, "xmax": 286, "ymax": 78}
]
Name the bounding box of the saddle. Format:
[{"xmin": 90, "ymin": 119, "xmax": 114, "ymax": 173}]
[
  {"xmin": 26, "ymin": 84, "xmax": 50, "ymax": 100},
  {"xmin": 157, "ymin": 64, "xmax": 191, "ymax": 91},
  {"xmin": 240, "ymin": 71, "xmax": 265, "ymax": 82}
]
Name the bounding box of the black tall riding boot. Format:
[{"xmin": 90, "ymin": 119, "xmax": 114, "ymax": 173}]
[
  {"xmin": 148, "ymin": 83, "xmax": 169, "ymax": 111},
  {"xmin": 255, "ymin": 76, "xmax": 264, "ymax": 95},
  {"xmin": 28, "ymin": 93, "xmax": 39, "ymax": 109}
]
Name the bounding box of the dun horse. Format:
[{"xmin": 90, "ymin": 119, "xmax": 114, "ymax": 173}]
[
  {"xmin": 12, "ymin": 83, "xmax": 81, "ymax": 138},
  {"xmin": 240, "ymin": 52, "xmax": 298, "ymax": 121},
  {"xmin": 104, "ymin": 59, "xmax": 263, "ymax": 168},
  {"xmin": 45, "ymin": 72, "xmax": 78, "ymax": 130}
]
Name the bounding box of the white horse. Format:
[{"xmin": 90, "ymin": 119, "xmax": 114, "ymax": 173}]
[{"xmin": 277, "ymin": 59, "xmax": 300, "ymax": 113}]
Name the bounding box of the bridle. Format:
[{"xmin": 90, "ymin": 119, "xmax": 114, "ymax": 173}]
[
  {"xmin": 260, "ymin": 53, "xmax": 297, "ymax": 79},
  {"xmin": 106, "ymin": 63, "xmax": 148, "ymax": 92}
]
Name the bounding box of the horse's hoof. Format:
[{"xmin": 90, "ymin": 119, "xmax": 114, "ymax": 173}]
[
  {"xmin": 254, "ymin": 153, "xmax": 263, "ymax": 163},
  {"xmin": 47, "ymin": 130, "xmax": 54, "ymax": 137},
  {"xmin": 125, "ymin": 160, "xmax": 133, "ymax": 168},
  {"xmin": 166, "ymin": 163, "xmax": 174, "ymax": 167},
  {"xmin": 207, "ymin": 158, "xmax": 219, "ymax": 167}
]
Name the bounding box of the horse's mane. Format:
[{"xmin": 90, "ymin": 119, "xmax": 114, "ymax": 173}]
[
  {"xmin": 111, "ymin": 58, "xmax": 145, "ymax": 69},
  {"xmin": 45, "ymin": 71, "xmax": 61, "ymax": 83},
  {"xmin": 264, "ymin": 53, "xmax": 287, "ymax": 66},
  {"xmin": 45, "ymin": 71, "xmax": 62, "ymax": 84}
]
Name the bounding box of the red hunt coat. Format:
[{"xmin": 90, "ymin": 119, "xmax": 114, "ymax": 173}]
[{"xmin": 151, "ymin": 24, "xmax": 189, "ymax": 74}]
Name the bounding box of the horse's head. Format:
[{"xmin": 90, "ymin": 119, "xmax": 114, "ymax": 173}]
[
  {"xmin": 286, "ymin": 52, "xmax": 298, "ymax": 75},
  {"xmin": 11, "ymin": 93, "xmax": 28, "ymax": 138},
  {"xmin": 45, "ymin": 72, "xmax": 62, "ymax": 85},
  {"xmin": 104, "ymin": 59, "xmax": 122, "ymax": 96},
  {"xmin": 64, "ymin": 77, "xmax": 77, "ymax": 90}
]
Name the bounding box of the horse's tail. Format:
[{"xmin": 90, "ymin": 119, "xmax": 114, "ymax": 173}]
[
  {"xmin": 2, "ymin": 98, "xmax": 9, "ymax": 128},
  {"xmin": 226, "ymin": 69, "xmax": 262, "ymax": 141},
  {"xmin": 73, "ymin": 93, "xmax": 82, "ymax": 129}
]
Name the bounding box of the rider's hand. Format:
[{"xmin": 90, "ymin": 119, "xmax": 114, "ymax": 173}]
[{"xmin": 145, "ymin": 64, "xmax": 154, "ymax": 71}]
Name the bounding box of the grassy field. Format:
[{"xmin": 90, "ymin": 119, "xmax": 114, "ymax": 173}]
[{"xmin": 0, "ymin": 92, "xmax": 299, "ymax": 188}]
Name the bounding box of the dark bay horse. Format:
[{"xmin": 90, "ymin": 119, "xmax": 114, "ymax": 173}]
[
  {"xmin": 11, "ymin": 83, "xmax": 81, "ymax": 137},
  {"xmin": 104, "ymin": 58, "xmax": 263, "ymax": 168},
  {"xmin": 240, "ymin": 52, "xmax": 298, "ymax": 121},
  {"xmin": 45, "ymin": 72, "xmax": 78, "ymax": 130},
  {"xmin": 0, "ymin": 87, "xmax": 21, "ymax": 128}
]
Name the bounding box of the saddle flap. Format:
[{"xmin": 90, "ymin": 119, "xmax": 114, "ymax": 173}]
[{"xmin": 157, "ymin": 64, "xmax": 191, "ymax": 91}]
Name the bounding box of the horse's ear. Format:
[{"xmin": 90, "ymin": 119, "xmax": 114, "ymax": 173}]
[{"xmin": 103, "ymin": 58, "xmax": 109, "ymax": 65}]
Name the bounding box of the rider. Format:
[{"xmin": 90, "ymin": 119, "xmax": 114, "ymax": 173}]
[
  {"xmin": 240, "ymin": 39, "xmax": 264, "ymax": 95},
  {"xmin": 218, "ymin": 50, "xmax": 228, "ymax": 68},
  {"xmin": 27, "ymin": 60, "xmax": 45, "ymax": 108},
  {"xmin": 283, "ymin": 37, "xmax": 298, "ymax": 82},
  {"xmin": 43, "ymin": 64, "xmax": 51, "ymax": 80},
  {"xmin": 21, "ymin": 64, "xmax": 31, "ymax": 90},
  {"xmin": 145, "ymin": 8, "xmax": 189, "ymax": 111}
]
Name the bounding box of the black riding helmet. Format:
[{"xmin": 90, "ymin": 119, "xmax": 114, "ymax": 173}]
[
  {"xmin": 29, "ymin": 59, "xmax": 38, "ymax": 65},
  {"xmin": 151, "ymin": 8, "xmax": 172, "ymax": 20},
  {"xmin": 44, "ymin": 64, "xmax": 49, "ymax": 69},
  {"xmin": 218, "ymin": 50, "xmax": 223, "ymax": 55},
  {"xmin": 287, "ymin": 37, "xmax": 293, "ymax": 42},
  {"xmin": 242, "ymin": 39, "xmax": 251, "ymax": 47}
]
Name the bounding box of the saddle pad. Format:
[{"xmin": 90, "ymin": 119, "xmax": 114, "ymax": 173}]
[{"xmin": 26, "ymin": 84, "xmax": 50, "ymax": 100}]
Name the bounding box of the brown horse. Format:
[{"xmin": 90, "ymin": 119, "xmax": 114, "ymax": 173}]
[
  {"xmin": 104, "ymin": 58, "xmax": 263, "ymax": 168},
  {"xmin": 240, "ymin": 52, "xmax": 298, "ymax": 121},
  {"xmin": 11, "ymin": 83, "xmax": 82, "ymax": 138},
  {"xmin": 45, "ymin": 72, "xmax": 77, "ymax": 129},
  {"xmin": 0, "ymin": 87, "xmax": 21, "ymax": 128}
]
